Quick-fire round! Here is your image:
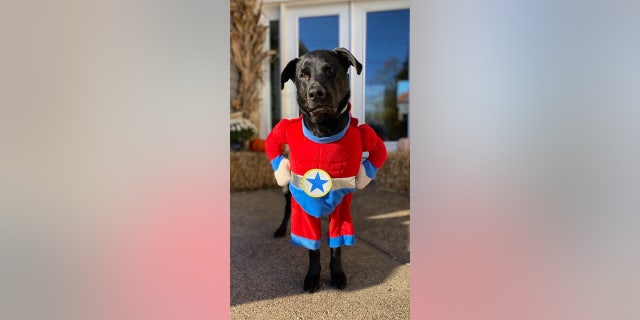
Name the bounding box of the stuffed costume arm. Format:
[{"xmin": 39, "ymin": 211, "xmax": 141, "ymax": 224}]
[
  {"xmin": 356, "ymin": 124, "xmax": 387, "ymax": 189},
  {"xmin": 265, "ymin": 119, "xmax": 291, "ymax": 186}
]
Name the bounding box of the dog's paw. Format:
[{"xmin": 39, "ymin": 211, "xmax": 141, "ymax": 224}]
[
  {"xmin": 273, "ymin": 226, "xmax": 286, "ymax": 238},
  {"xmin": 330, "ymin": 270, "xmax": 347, "ymax": 289},
  {"xmin": 303, "ymin": 273, "xmax": 321, "ymax": 293}
]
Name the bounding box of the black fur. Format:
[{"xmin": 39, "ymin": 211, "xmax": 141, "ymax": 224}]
[
  {"xmin": 273, "ymin": 188, "xmax": 290, "ymax": 238},
  {"xmin": 280, "ymin": 48, "xmax": 362, "ymax": 137},
  {"xmin": 275, "ymin": 48, "xmax": 362, "ymax": 293}
]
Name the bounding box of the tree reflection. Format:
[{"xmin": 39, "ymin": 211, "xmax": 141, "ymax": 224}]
[{"xmin": 366, "ymin": 54, "xmax": 409, "ymax": 141}]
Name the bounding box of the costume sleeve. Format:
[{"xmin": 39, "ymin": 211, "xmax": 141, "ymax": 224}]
[
  {"xmin": 265, "ymin": 119, "xmax": 290, "ymax": 171},
  {"xmin": 359, "ymin": 124, "xmax": 387, "ymax": 179}
]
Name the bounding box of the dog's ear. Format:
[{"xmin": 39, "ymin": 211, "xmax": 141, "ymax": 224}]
[
  {"xmin": 280, "ymin": 58, "xmax": 299, "ymax": 89},
  {"xmin": 333, "ymin": 48, "xmax": 363, "ymax": 75}
]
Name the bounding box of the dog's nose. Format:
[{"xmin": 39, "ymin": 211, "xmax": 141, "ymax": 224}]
[{"xmin": 308, "ymin": 84, "xmax": 325, "ymax": 101}]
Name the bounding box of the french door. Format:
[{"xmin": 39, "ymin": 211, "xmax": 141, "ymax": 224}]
[{"xmin": 280, "ymin": 1, "xmax": 410, "ymax": 147}]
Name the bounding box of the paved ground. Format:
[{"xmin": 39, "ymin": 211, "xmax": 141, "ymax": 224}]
[{"xmin": 231, "ymin": 184, "xmax": 410, "ymax": 319}]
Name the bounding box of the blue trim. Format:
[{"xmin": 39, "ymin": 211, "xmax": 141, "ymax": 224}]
[
  {"xmin": 302, "ymin": 117, "xmax": 351, "ymax": 144},
  {"xmin": 362, "ymin": 160, "xmax": 379, "ymax": 179},
  {"xmin": 289, "ymin": 183, "xmax": 355, "ymax": 218},
  {"xmin": 291, "ymin": 233, "xmax": 322, "ymax": 250},
  {"xmin": 329, "ymin": 235, "xmax": 355, "ymax": 248},
  {"xmin": 271, "ymin": 154, "xmax": 285, "ymax": 171}
]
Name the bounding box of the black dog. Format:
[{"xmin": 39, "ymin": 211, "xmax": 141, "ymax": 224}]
[
  {"xmin": 271, "ymin": 48, "xmax": 363, "ymax": 293},
  {"xmin": 265, "ymin": 48, "xmax": 386, "ymax": 292},
  {"xmin": 273, "ymin": 47, "xmax": 362, "ymax": 238}
]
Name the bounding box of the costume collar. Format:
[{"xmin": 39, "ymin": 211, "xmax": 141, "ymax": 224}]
[{"xmin": 303, "ymin": 116, "xmax": 351, "ymax": 144}]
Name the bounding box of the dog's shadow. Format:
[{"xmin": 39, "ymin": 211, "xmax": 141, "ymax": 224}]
[{"xmin": 230, "ymin": 185, "xmax": 409, "ymax": 306}]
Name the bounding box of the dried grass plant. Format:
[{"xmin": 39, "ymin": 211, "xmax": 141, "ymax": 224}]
[{"xmin": 230, "ymin": 0, "xmax": 276, "ymax": 134}]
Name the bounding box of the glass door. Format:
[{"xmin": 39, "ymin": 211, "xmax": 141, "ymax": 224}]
[
  {"xmin": 352, "ymin": 1, "xmax": 410, "ymax": 148},
  {"xmin": 298, "ymin": 15, "xmax": 339, "ymax": 56},
  {"xmin": 281, "ymin": 4, "xmax": 349, "ymax": 120}
]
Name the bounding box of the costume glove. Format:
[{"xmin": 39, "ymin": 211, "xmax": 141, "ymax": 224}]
[
  {"xmin": 355, "ymin": 163, "xmax": 372, "ymax": 189},
  {"xmin": 274, "ymin": 158, "xmax": 291, "ymax": 186}
]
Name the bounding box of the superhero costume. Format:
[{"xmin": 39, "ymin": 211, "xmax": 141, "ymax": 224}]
[{"xmin": 265, "ymin": 111, "xmax": 387, "ymax": 250}]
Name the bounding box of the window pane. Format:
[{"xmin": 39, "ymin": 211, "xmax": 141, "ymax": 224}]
[
  {"xmin": 365, "ymin": 9, "xmax": 410, "ymax": 141},
  {"xmin": 299, "ymin": 15, "xmax": 339, "ymax": 56}
]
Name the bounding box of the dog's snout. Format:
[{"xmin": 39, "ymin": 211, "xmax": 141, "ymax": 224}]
[{"xmin": 307, "ymin": 84, "xmax": 326, "ymax": 101}]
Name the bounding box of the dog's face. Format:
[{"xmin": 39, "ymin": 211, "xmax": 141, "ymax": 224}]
[{"xmin": 281, "ymin": 48, "xmax": 362, "ymax": 125}]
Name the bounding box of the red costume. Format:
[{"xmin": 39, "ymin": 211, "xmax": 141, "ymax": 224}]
[{"xmin": 265, "ymin": 113, "xmax": 387, "ymax": 250}]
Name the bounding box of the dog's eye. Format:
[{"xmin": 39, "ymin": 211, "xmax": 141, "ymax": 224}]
[
  {"xmin": 323, "ymin": 66, "xmax": 335, "ymax": 75},
  {"xmin": 299, "ymin": 72, "xmax": 309, "ymax": 80}
]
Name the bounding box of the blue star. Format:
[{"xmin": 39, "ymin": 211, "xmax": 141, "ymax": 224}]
[{"xmin": 307, "ymin": 172, "xmax": 328, "ymax": 193}]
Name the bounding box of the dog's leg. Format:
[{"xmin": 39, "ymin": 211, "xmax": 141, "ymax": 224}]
[
  {"xmin": 303, "ymin": 249, "xmax": 321, "ymax": 293},
  {"xmin": 330, "ymin": 247, "xmax": 347, "ymax": 289},
  {"xmin": 273, "ymin": 188, "xmax": 291, "ymax": 238}
]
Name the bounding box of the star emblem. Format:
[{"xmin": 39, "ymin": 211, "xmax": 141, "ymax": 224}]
[
  {"xmin": 307, "ymin": 172, "xmax": 328, "ymax": 193},
  {"xmin": 302, "ymin": 168, "xmax": 333, "ymax": 198}
]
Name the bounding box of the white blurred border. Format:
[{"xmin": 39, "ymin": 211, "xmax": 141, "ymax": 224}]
[
  {"xmin": 1, "ymin": 1, "xmax": 229, "ymax": 319},
  {"xmin": 411, "ymin": 0, "xmax": 640, "ymax": 319}
]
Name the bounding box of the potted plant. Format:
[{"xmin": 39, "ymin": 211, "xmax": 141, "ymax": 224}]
[{"xmin": 230, "ymin": 117, "xmax": 257, "ymax": 151}]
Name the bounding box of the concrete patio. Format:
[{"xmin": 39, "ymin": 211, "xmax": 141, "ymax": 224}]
[{"xmin": 230, "ymin": 184, "xmax": 410, "ymax": 319}]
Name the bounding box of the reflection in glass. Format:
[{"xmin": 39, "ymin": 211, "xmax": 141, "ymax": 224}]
[
  {"xmin": 299, "ymin": 15, "xmax": 339, "ymax": 56},
  {"xmin": 364, "ymin": 9, "xmax": 410, "ymax": 141}
]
